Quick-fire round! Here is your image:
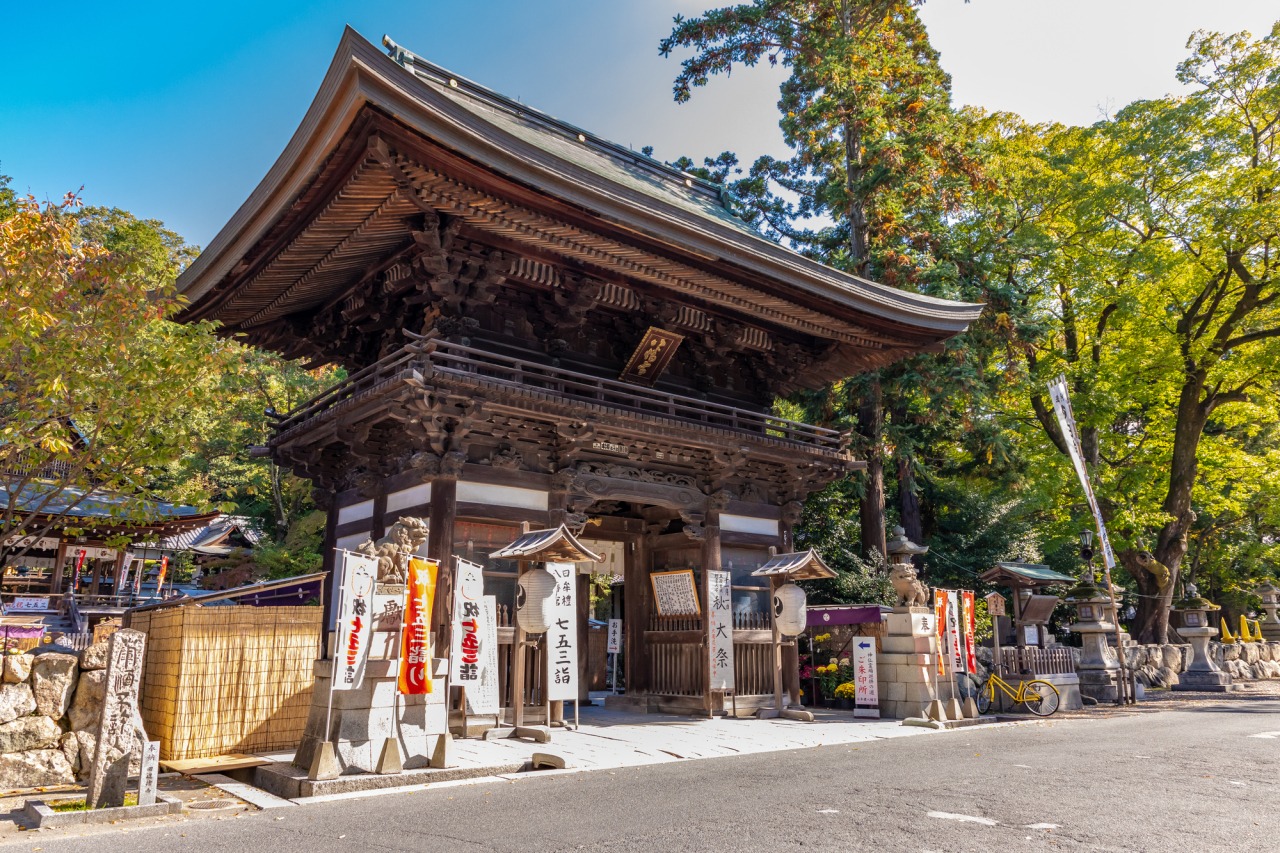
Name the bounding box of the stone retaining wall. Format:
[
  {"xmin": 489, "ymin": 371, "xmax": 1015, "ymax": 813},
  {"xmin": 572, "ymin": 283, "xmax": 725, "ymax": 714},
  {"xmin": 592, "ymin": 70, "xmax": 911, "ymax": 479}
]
[
  {"xmin": 1119, "ymin": 641, "xmax": 1280, "ymax": 688},
  {"xmin": 0, "ymin": 642, "xmax": 123, "ymax": 791}
]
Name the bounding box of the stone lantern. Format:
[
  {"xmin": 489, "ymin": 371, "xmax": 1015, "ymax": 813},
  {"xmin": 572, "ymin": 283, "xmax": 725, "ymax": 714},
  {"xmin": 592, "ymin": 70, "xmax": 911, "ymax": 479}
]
[
  {"xmin": 1254, "ymin": 582, "xmax": 1280, "ymax": 642},
  {"xmin": 1172, "ymin": 586, "xmax": 1231, "ymax": 692},
  {"xmin": 1066, "ymin": 570, "xmax": 1120, "ymax": 704}
]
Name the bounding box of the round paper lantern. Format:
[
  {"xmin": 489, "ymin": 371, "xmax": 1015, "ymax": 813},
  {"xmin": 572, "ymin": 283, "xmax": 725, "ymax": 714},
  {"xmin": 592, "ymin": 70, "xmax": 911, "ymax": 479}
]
[
  {"xmin": 772, "ymin": 582, "xmax": 807, "ymax": 636},
  {"xmin": 516, "ymin": 567, "xmax": 556, "ymax": 634}
]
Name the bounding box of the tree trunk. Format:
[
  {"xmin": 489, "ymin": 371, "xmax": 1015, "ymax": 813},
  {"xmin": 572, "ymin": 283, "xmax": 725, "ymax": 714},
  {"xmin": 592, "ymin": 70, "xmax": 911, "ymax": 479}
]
[
  {"xmin": 896, "ymin": 450, "xmax": 924, "ymax": 571},
  {"xmin": 1130, "ymin": 376, "xmax": 1207, "ymax": 643},
  {"xmin": 857, "ymin": 376, "xmax": 887, "ymax": 562}
]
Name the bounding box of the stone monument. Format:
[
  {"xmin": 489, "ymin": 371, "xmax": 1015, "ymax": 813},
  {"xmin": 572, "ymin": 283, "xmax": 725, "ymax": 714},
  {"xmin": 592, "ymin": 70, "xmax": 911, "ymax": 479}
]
[
  {"xmin": 86, "ymin": 629, "xmax": 146, "ymax": 809},
  {"xmin": 876, "ymin": 528, "xmax": 948, "ymax": 720},
  {"xmin": 1172, "ymin": 586, "xmax": 1232, "ymax": 692},
  {"xmin": 1066, "ymin": 571, "xmax": 1121, "ymax": 703},
  {"xmin": 1256, "ymin": 582, "xmax": 1280, "ymax": 642},
  {"xmin": 293, "ymin": 518, "xmax": 451, "ymax": 778}
]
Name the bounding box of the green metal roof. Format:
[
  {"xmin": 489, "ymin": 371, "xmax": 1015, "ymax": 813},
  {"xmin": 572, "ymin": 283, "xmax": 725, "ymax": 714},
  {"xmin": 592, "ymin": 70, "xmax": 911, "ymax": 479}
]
[{"xmin": 981, "ymin": 562, "xmax": 1077, "ymax": 586}]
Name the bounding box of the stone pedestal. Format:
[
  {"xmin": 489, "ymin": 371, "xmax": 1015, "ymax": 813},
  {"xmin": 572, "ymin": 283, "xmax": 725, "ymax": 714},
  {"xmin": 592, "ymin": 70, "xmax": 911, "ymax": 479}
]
[
  {"xmin": 1172, "ymin": 599, "xmax": 1231, "ymax": 692},
  {"xmin": 877, "ymin": 607, "xmax": 944, "ymax": 719},
  {"xmin": 1257, "ymin": 584, "xmax": 1280, "ymax": 642},
  {"xmin": 293, "ymin": 657, "xmax": 449, "ymax": 774},
  {"xmin": 1068, "ymin": 586, "xmax": 1120, "ymax": 704}
]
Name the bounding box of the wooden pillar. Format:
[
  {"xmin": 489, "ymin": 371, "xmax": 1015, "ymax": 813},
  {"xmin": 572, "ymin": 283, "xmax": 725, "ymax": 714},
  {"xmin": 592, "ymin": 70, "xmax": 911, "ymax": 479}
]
[
  {"xmin": 427, "ymin": 454, "xmax": 461, "ymax": 659},
  {"xmin": 89, "ymin": 552, "xmax": 101, "ymax": 597},
  {"xmin": 319, "ymin": 497, "xmax": 339, "ymax": 659},
  {"xmin": 701, "ymin": 507, "xmax": 722, "ymax": 716},
  {"xmin": 625, "ymin": 534, "xmax": 651, "ymax": 694},
  {"xmin": 577, "ymin": 572, "xmax": 591, "ymax": 704},
  {"xmin": 779, "ymin": 501, "xmax": 804, "ymax": 707},
  {"xmin": 50, "ymin": 542, "xmax": 67, "ymax": 597},
  {"xmin": 111, "ymin": 550, "xmax": 127, "ymax": 601}
]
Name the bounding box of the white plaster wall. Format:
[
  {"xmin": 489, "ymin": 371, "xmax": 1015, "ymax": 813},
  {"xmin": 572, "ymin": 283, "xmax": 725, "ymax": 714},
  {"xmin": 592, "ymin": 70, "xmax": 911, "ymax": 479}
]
[
  {"xmin": 720, "ymin": 514, "xmax": 779, "ymax": 537},
  {"xmin": 456, "ymin": 481, "xmax": 548, "ymax": 511}
]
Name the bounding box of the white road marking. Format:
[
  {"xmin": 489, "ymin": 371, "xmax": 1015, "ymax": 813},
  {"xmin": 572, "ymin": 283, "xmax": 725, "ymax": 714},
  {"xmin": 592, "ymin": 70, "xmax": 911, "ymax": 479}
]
[
  {"xmin": 927, "ymin": 811, "xmax": 999, "ymax": 826},
  {"xmin": 1249, "ymin": 731, "xmax": 1280, "ymax": 739},
  {"xmin": 1012, "ymin": 764, "xmax": 1033, "ymax": 769},
  {"xmin": 1025, "ymin": 823, "xmax": 1060, "ymax": 829},
  {"xmin": 817, "ymin": 809, "xmax": 840, "ymax": 814},
  {"xmin": 1227, "ymin": 781, "xmax": 1245, "ymax": 786}
]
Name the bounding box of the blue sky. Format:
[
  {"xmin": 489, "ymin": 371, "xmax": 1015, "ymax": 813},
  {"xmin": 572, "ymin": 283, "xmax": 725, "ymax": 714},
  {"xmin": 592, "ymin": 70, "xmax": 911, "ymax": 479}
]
[{"xmin": 2, "ymin": 1, "xmax": 1277, "ymax": 248}]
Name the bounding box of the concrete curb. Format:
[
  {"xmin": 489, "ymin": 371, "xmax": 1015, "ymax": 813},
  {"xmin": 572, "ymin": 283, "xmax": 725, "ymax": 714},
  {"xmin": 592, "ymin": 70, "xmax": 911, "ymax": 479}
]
[{"xmin": 23, "ymin": 793, "xmax": 183, "ymax": 828}]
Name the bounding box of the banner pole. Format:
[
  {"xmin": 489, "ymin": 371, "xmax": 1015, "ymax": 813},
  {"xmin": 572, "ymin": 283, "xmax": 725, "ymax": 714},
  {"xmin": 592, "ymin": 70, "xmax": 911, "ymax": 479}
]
[{"xmin": 324, "ymin": 550, "xmax": 350, "ymax": 743}]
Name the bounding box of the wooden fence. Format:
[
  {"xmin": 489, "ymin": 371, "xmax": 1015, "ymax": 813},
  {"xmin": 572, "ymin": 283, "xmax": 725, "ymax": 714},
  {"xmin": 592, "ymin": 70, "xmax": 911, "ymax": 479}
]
[
  {"xmin": 1000, "ymin": 646, "xmax": 1076, "ymax": 676},
  {"xmin": 128, "ymin": 606, "xmax": 321, "ymax": 760}
]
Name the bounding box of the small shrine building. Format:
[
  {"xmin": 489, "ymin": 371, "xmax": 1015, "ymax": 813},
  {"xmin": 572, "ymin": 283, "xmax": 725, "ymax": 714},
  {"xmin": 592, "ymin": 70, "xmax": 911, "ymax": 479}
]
[{"xmin": 177, "ymin": 29, "xmax": 981, "ymax": 716}]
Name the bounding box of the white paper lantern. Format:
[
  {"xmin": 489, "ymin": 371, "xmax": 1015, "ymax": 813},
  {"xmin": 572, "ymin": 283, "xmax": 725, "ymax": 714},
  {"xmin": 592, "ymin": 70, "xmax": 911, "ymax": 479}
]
[
  {"xmin": 516, "ymin": 567, "xmax": 556, "ymax": 634},
  {"xmin": 773, "ymin": 582, "xmax": 807, "ymax": 636}
]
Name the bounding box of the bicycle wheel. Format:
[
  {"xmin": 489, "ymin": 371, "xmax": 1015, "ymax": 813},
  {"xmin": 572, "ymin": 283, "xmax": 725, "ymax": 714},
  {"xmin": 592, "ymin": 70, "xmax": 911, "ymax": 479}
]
[
  {"xmin": 975, "ymin": 677, "xmax": 993, "ymax": 715},
  {"xmin": 1021, "ymin": 680, "xmax": 1060, "ymax": 717}
]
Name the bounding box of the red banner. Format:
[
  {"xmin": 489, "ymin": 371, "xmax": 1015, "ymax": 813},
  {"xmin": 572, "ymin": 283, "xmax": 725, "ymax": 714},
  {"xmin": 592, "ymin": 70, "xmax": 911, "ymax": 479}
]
[
  {"xmin": 155, "ymin": 555, "xmax": 169, "ymax": 595},
  {"xmin": 962, "ymin": 590, "xmax": 978, "ymax": 675},
  {"xmin": 72, "ymin": 549, "xmax": 87, "ymax": 592},
  {"xmin": 398, "ymin": 557, "xmax": 438, "ymax": 695}
]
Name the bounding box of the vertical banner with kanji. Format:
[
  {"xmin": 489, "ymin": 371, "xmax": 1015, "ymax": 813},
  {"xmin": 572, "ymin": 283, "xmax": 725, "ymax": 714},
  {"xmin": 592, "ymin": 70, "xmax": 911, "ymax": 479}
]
[
  {"xmin": 73, "ymin": 548, "xmax": 87, "ymax": 592},
  {"xmin": 707, "ymin": 569, "xmax": 735, "ymax": 690},
  {"xmin": 934, "ymin": 589, "xmax": 949, "ymax": 677},
  {"xmin": 853, "ymin": 638, "xmax": 879, "ymax": 718},
  {"xmin": 334, "ymin": 551, "xmax": 377, "ymax": 691},
  {"xmin": 961, "ymin": 590, "xmax": 978, "ymax": 675},
  {"xmin": 398, "ymin": 557, "xmax": 438, "ymax": 695},
  {"xmin": 155, "ymin": 555, "xmax": 169, "ymax": 595},
  {"xmin": 466, "ymin": 596, "xmax": 501, "ymax": 715},
  {"xmin": 450, "ymin": 558, "xmax": 485, "ymax": 687},
  {"xmin": 545, "ymin": 562, "xmax": 578, "ymax": 702},
  {"xmin": 946, "ymin": 590, "xmax": 964, "ymax": 674}
]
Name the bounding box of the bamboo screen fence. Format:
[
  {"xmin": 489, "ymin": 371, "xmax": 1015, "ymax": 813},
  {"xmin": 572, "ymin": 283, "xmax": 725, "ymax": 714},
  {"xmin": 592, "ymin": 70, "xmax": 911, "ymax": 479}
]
[{"xmin": 128, "ymin": 606, "xmax": 321, "ymax": 760}]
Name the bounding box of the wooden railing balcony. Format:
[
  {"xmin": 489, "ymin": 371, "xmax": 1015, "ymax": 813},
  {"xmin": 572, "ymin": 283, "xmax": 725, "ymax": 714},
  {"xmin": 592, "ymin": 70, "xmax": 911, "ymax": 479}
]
[{"xmin": 273, "ymin": 340, "xmax": 851, "ymax": 454}]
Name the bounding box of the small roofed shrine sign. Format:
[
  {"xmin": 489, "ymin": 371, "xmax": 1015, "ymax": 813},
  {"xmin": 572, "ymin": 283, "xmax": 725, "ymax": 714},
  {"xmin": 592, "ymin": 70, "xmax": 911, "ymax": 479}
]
[
  {"xmin": 87, "ymin": 628, "xmax": 146, "ymax": 809},
  {"xmin": 651, "ymin": 570, "xmax": 700, "ymax": 616},
  {"xmin": 619, "ymin": 327, "xmax": 684, "ymax": 386}
]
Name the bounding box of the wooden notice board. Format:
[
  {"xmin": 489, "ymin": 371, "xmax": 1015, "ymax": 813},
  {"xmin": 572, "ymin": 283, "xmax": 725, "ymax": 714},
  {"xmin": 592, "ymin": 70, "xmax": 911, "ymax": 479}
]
[{"xmin": 650, "ymin": 570, "xmax": 700, "ymax": 616}]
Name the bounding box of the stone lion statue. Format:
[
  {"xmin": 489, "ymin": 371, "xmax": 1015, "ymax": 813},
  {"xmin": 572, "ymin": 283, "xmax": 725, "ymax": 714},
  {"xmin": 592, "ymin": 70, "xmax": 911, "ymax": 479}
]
[
  {"xmin": 889, "ymin": 562, "xmax": 930, "ymax": 608},
  {"xmin": 356, "ymin": 516, "xmax": 430, "ymax": 584}
]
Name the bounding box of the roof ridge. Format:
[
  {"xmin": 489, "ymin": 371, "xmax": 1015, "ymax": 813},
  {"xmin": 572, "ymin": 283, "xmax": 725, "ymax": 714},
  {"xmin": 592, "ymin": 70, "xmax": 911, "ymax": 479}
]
[{"xmin": 380, "ymin": 35, "xmax": 734, "ymax": 209}]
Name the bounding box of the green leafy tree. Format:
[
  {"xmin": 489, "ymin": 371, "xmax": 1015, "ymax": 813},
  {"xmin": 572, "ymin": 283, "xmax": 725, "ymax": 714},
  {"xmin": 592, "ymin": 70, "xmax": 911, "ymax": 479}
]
[
  {"xmin": 662, "ymin": 1, "xmax": 982, "ymax": 562},
  {"xmin": 0, "ymin": 193, "xmax": 226, "ymax": 554}
]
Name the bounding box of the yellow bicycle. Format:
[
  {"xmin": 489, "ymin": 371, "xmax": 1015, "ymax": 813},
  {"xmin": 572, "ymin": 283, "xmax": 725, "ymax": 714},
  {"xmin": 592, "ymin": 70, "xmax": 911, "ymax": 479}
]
[{"xmin": 971, "ymin": 671, "xmax": 1060, "ymax": 717}]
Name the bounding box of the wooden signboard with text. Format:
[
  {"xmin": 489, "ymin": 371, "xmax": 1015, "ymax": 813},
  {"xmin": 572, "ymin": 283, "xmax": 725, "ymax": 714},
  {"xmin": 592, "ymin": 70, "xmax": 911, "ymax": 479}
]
[{"xmin": 650, "ymin": 570, "xmax": 700, "ymax": 616}]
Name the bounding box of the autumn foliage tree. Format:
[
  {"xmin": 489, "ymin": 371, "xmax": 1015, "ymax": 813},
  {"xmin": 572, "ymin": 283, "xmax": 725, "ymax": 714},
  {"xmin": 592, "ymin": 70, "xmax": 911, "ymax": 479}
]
[{"xmin": 0, "ymin": 192, "xmax": 224, "ymax": 554}]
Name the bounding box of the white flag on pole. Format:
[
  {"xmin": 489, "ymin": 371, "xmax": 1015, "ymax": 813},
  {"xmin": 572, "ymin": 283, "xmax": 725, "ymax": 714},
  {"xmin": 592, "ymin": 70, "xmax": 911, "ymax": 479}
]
[{"xmin": 1048, "ymin": 375, "xmax": 1117, "ymax": 569}]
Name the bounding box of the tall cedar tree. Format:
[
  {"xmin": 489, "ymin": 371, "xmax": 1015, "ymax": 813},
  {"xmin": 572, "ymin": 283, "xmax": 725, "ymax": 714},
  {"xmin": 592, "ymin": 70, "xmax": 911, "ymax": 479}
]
[{"xmin": 661, "ymin": 1, "xmax": 979, "ymax": 559}]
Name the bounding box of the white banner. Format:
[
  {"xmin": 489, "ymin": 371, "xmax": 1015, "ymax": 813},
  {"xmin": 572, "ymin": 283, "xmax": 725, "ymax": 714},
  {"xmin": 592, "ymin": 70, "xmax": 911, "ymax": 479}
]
[
  {"xmin": 545, "ymin": 562, "xmax": 578, "ymax": 702},
  {"xmin": 1048, "ymin": 375, "xmax": 1117, "ymax": 569},
  {"xmin": 946, "ymin": 590, "xmax": 964, "ymax": 674},
  {"xmin": 466, "ymin": 596, "xmax": 501, "ymax": 715},
  {"xmin": 333, "ymin": 551, "xmax": 377, "ymax": 691},
  {"xmin": 606, "ymin": 618, "xmax": 623, "ymax": 655},
  {"xmin": 707, "ymin": 570, "xmax": 735, "ymax": 690},
  {"xmin": 450, "ymin": 558, "xmax": 486, "ymax": 686},
  {"xmin": 853, "ymin": 637, "xmax": 879, "ymax": 717},
  {"xmin": 7, "ymin": 596, "xmax": 51, "ymax": 612}
]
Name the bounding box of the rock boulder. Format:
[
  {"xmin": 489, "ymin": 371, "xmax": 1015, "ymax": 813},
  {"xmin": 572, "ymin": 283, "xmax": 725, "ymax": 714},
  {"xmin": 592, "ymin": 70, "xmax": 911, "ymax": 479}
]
[
  {"xmin": 79, "ymin": 642, "xmax": 109, "ymax": 671},
  {"xmin": 1160, "ymin": 646, "xmax": 1182, "ymax": 671},
  {"xmin": 0, "ymin": 684, "xmax": 36, "ymax": 726},
  {"xmin": 2, "ymin": 654, "xmax": 32, "ymax": 684},
  {"xmin": 68, "ymin": 669, "xmax": 106, "ymax": 732},
  {"xmin": 31, "ymin": 653, "xmax": 78, "ymax": 718},
  {"xmin": 0, "ymin": 715, "xmax": 62, "ymax": 754},
  {"xmin": 59, "ymin": 731, "xmax": 80, "ymax": 776},
  {"xmin": 0, "ymin": 748, "xmax": 76, "ymax": 790}
]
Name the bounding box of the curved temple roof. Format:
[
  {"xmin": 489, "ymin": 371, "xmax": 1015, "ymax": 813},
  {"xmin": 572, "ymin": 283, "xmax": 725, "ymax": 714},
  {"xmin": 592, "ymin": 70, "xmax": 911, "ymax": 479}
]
[{"xmin": 177, "ymin": 27, "xmax": 982, "ymax": 363}]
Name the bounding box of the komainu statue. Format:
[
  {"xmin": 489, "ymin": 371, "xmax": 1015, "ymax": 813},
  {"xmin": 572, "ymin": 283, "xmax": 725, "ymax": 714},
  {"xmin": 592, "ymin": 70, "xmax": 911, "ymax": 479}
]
[
  {"xmin": 890, "ymin": 562, "xmax": 930, "ymax": 608},
  {"xmin": 356, "ymin": 516, "xmax": 430, "ymax": 584}
]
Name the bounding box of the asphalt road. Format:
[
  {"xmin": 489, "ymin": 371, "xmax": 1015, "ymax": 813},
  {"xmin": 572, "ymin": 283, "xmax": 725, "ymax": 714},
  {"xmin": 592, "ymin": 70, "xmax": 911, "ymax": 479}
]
[{"xmin": 15, "ymin": 698, "xmax": 1280, "ymax": 853}]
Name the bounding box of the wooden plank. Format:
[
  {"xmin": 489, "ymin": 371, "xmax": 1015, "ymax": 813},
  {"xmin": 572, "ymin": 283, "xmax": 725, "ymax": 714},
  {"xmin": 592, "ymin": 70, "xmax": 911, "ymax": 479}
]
[{"xmin": 160, "ymin": 754, "xmax": 271, "ymax": 775}]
